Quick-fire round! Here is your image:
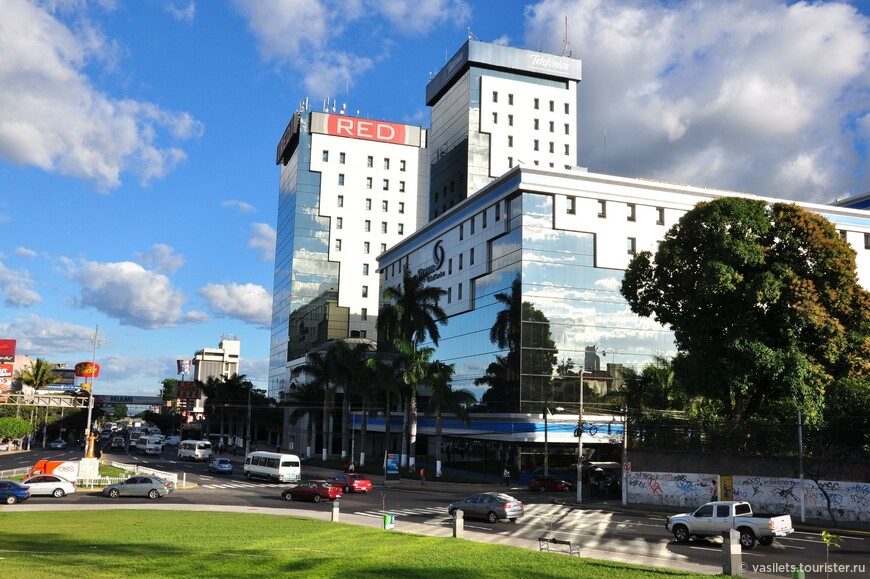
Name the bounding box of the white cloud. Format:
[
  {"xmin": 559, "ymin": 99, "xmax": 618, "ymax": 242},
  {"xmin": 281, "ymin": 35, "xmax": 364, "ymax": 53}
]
[
  {"xmin": 523, "ymin": 0, "xmax": 870, "ymax": 202},
  {"xmin": 166, "ymin": 1, "xmax": 196, "ymax": 23},
  {"xmin": 221, "ymin": 199, "xmax": 256, "ymax": 213},
  {"xmin": 248, "ymin": 223, "xmax": 277, "ymax": 262},
  {"xmin": 71, "ymin": 259, "xmax": 194, "ymax": 328},
  {"xmin": 0, "ymin": 314, "xmax": 94, "ymax": 356},
  {"xmin": 0, "ymin": 261, "xmax": 41, "ymax": 307},
  {"xmin": 198, "ymin": 282, "xmax": 272, "ymax": 327},
  {"xmin": 373, "ymin": 0, "xmax": 472, "ymax": 34},
  {"xmin": 15, "ymin": 247, "xmax": 37, "ymax": 258},
  {"xmin": 0, "ymin": 0, "xmax": 204, "ymax": 190},
  {"xmin": 134, "ymin": 243, "xmax": 186, "ymax": 275}
]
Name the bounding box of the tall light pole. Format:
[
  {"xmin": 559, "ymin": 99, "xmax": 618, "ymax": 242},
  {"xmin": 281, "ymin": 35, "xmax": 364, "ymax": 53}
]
[
  {"xmin": 621, "ymin": 404, "xmax": 628, "ymax": 506},
  {"xmin": 84, "ymin": 324, "xmax": 100, "ymax": 458},
  {"xmin": 576, "ymin": 369, "xmax": 586, "ymax": 503},
  {"xmin": 543, "ymin": 402, "xmax": 549, "ymax": 477},
  {"xmin": 245, "ymin": 383, "xmax": 252, "ymax": 456}
]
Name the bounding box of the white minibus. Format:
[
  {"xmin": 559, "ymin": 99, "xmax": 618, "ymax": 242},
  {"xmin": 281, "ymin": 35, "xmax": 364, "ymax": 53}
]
[
  {"xmin": 177, "ymin": 439, "xmax": 213, "ymax": 461},
  {"xmin": 243, "ymin": 451, "xmax": 302, "ymax": 483},
  {"xmin": 137, "ymin": 435, "xmax": 164, "ymax": 455}
]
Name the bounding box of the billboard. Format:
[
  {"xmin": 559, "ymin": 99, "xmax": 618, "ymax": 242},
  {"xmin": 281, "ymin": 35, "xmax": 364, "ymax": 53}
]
[
  {"xmin": 75, "ymin": 362, "xmax": 100, "ymax": 378},
  {"xmin": 0, "ymin": 339, "xmax": 15, "ymax": 363},
  {"xmin": 177, "ymin": 359, "xmax": 191, "ymax": 375}
]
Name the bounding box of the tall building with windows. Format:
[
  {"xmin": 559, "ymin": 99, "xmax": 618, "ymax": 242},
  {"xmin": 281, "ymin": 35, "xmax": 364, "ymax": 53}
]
[
  {"xmin": 268, "ymin": 109, "xmax": 428, "ymax": 399},
  {"xmin": 426, "ymin": 39, "xmax": 581, "ymax": 220}
]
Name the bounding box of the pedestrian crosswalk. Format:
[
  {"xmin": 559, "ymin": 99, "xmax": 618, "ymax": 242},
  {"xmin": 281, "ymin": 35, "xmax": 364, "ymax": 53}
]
[
  {"xmin": 353, "ymin": 502, "xmax": 568, "ymax": 521},
  {"xmin": 199, "ymin": 481, "xmax": 286, "ymax": 490}
]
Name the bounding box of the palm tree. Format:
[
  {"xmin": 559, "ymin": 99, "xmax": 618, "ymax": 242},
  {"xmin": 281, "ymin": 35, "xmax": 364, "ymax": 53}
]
[
  {"xmin": 365, "ymin": 355, "xmax": 404, "ymax": 466},
  {"xmin": 378, "ymin": 267, "xmax": 447, "ymax": 469},
  {"xmin": 424, "ymin": 360, "xmax": 476, "ymax": 477},
  {"xmin": 292, "ymin": 351, "xmax": 333, "ymax": 461},
  {"xmin": 328, "ymin": 340, "xmax": 374, "ymax": 463},
  {"xmin": 14, "ymin": 358, "xmax": 60, "ymax": 391},
  {"xmin": 286, "ymin": 380, "xmax": 323, "ymax": 458}
]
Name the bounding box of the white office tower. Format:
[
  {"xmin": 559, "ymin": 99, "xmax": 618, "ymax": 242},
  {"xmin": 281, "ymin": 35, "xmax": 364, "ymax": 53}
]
[
  {"xmin": 426, "ymin": 39, "xmax": 582, "ymax": 220},
  {"xmin": 268, "ymin": 110, "xmax": 429, "ymax": 399}
]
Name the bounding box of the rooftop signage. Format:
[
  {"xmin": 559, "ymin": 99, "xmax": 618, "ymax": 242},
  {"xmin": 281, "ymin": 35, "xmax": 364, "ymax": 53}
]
[{"xmin": 310, "ymin": 113, "xmax": 420, "ymax": 147}]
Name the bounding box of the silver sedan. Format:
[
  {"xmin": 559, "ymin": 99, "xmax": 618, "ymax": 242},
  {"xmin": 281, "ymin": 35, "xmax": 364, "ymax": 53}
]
[
  {"xmin": 21, "ymin": 474, "xmax": 77, "ymax": 498},
  {"xmin": 103, "ymin": 476, "xmax": 175, "ymax": 499}
]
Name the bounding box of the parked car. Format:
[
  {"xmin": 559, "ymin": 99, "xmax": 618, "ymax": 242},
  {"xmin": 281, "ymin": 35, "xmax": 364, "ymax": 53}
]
[
  {"xmin": 208, "ymin": 458, "xmax": 234, "ymax": 474},
  {"xmin": 281, "ymin": 480, "xmax": 342, "ymax": 503},
  {"xmin": 103, "ymin": 476, "xmax": 175, "ymax": 499},
  {"xmin": 448, "ymin": 492, "xmax": 525, "ymax": 524},
  {"xmin": 49, "ymin": 439, "xmax": 67, "ymax": 449},
  {"xmin": 0, "ymin": 480, "xmax": 31, "ymax": 504},
  {"xmin": 330, "ymin": 473, "xmax": 372, "ymax": 493},
  {"xmin": 528, "ymin": 475, "xmax": 574, "ymax": 493},
  {"xmin": 666, "ymin": 501, "xmax": 794, "ymax": 549},
  {"xmin": 21, "ymin": 474, "xmax": 77, "ymax": 498}
]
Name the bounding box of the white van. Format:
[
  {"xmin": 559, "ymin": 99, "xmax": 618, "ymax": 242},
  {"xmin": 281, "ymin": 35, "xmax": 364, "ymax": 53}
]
[
  {"xmin": 243, "ymin": 451, "xmax": 302, "ymax": 483},
  {"xmin": 177, "ymin": 439, "xmax": 213, "ymax": 461},
  {"xmin": 137, "ymin": 435, "xmax": 164, "ymax": 455}
]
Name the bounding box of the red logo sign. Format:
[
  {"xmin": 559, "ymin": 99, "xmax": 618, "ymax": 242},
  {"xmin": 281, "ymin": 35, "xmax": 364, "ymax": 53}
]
[
  {"xmin": 326, "ymin": 115, "xmax": 406, "ymax": 144},
  {"xmin": 0, "ymin": 339, "xmax": 15, "ymax": 363},
  {"xmin": 0, "ymin": 363, "xmax": 13, "ymax": 378},
  {"xmin": 75, "ymin": 362, "xmax": 100, "ymax": 378}
]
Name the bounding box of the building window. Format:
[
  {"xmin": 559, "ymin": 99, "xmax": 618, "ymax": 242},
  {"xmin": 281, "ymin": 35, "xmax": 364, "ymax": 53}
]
[
  {"xmin": 470, "ymin": 217, "xmax": 475, "ymax": 234},
  {"xmin": 383, "ymin": 179, "xmax": 389, "ymax": 191},
  {"xmin": 492, "ymin": 90, "xmax": 498, "ymax": 103},
  {"xmin": 470, "ymin": 247, "xmax": 475, "ymax": 265},
  {"xmin": 508, "ymin": 93, "xmax": 514, "ymax": 105},
  {"xmin": 398, "ymin": 223, "xmax": 404, "ymax": 235},
  {"xmin": 627, "ymin": 237, "xmax": 637, "ymax": 256},
  {"xmin": 448, "ymin": 258, "xmax": 453, "ymax": 274},
  {"xmin": 322, "ymin": 150, "xmax": 329, "ymax": 162},
  {"xmin": 549, "ymin": 142, "xmax": 554, "ymax": 153},
  {"xmin": 367, "ymin": 155, "xmax": 373, "ymax": 168},
  {"xmin": 363, "ymin": 242, "xmax": 370, "ymax": 254},
  {"xmin": 366, "ymin": 177, "xmax": 372, "ymax": 189},
  {"xmin": 447, "ymin": 287, "xmax": 452, "ymax": 303},
  {"xmin": 384, "ymin": 158, "xmax": 390, "ymax": 170},
  {"xmin": 656, "ymin": 207, "xmax": 665, "ymax": 225},
  {"xmin": 364, "ymin": 220, "xmax": 371, "ymax": 232},
  {"xmin": 382, "ymin": 200, "xmax": 388, "ymax": 212},
  {"xmin": 363, "ymin": 263, "xmax": 369, "ymax": 276},
  {"xmin": 549, "ymin": 100, "xmax": 555, "ymax": 112},
  {"xmin": 508, "ymin": 114, "xmax": 513, "ymax": 126},
  {"xmin": 336, "ymin": 217, "xmax": 343, "ymax": 229},
  {"xmin": 459, "ymin": 253, "xmax": 463, "ymax": 270},
  {"xmin": 362, "ymin": 286, "xmax": 368, "ymax": 298},
  {"xmin": 507, "ymin": 156, "xmax": 513, "ymax": 168},
  {"xmin": 366, "ymin": 198, "xmax": 372, "ymax": 210},
  {"xmin": 339, "ymin": 152, "xmax": 345, "ymax": 164},
  {"xmin": 598, "ymin": 200, "xmax": 606, "ymax": 218},
  {"xmin": 534, "ymin": 97, "xmax": 539, "ymax": 109},
  {"xmin": 400, "ymin": 160, "xmax": 406, "ymax": 172},
  {"xmin": 534, "ymin": 139, "xmax": 539, "ymax": 151},
  {"xmin": 564, "ymin": 123, "xmax": 570, "ymax": 135},
  {"xmin": 534, "ymin": 118, "xmax": 539, "ymax": 130},
  {"xmin": 338, "ymin": 174, "xmax": 345, "ymax": 186},
  {"xmin": 337, "ymin": 195, "xmax": 344, "ymax": 207},
  {"xmin": 564, "ymin": 144, "xmax": 570, "ymax": 155},
  {"xmin": 567, "ymin": 196, "xmax": 576, "ymax": 215},
  {"xmin": 380, "ymin": 243, "xmax": 386, "ymax": 253},
  {"xmin": 361, "ymin": 308, "xmax": 368, "ymax": 320},
  {"xmin": 334, "ymin": 239, "xmax": 342, "ymax": 251},
  {"xmin": 865, "ymin": 232, "xmax": 870, "ymax": 249},
  {"xmin": 494, "ymin": 202, "xmax": 501, "ymax": 221},
  {"xmin": 399, "ymin": 181, "xmax": 405, "ymax": 192},
  {"xmin": 627, "ymin": 203, "xmax": 636, "ymax": 222},
  {"xmin": 508, "ymin": 135, "xmax": 513, "ymax": 147},
  {"xmin": 458, "ymin": 282, "xmax": 463, "ymax": 300},
  {"xmin": 492, "ymin": 112, "xmax": 498, "ymax": 124},
  {"xmin": 381, "ymin": 221, "xmax": 388, "ymax": 234},
  {"xmin": 482, "ymin": 211, "xmax": 487, "ymax": 228},
  {"xmin": 549, "ymin": 121, "xmax": 554, "ymax": 132},
  {"xmin": 398, "ymin": 202, "xmax": 405, "ymax": 214},
  {"xmin": 459, "ymin": 223, "xmax": 463, "ymax": 241},
  {"xmin": 564, "ymin": 102, "xmax": 570, "ymax": 114}
]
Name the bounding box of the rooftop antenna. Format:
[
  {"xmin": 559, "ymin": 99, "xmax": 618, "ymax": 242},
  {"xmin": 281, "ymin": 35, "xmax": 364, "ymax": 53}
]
[
  {"xmin": 468, "ymin": 27, "xmax": 478, "ymax": 41},
  {"xmin": 563, "ymin": 15, "xmax": 572, "ymax": 57}
]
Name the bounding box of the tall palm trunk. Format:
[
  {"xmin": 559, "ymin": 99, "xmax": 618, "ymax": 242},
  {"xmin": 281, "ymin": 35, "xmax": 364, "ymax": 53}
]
[
  {"xmin": 341, "ymin": 390, "xmax": 350, "ymax": 459},
  {"xmin": 435, "ymin": 407, "xmax": 443, "ymax": 477},
  {"xmin": 400, "ymin": 394, "xmax": 409, "ymax": 468},
  {"xmin": 359, "ymin": 399, "xmax": 368, "ymax": 466},
  {"xmin": 409, "ymin": 386, "xmax": 418, "ymax": 471},
  {"xmin": 321, "ymin": 386, "xmax": 331, "ymax": 461}
]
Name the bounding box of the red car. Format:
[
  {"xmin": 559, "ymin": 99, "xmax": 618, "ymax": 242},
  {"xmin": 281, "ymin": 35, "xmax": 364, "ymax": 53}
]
[
  {"xmin": 281, "ymin": 480, "xmax": 342, "ymax": 503},
  {"xmin": 528, "ymin": 476, "xmax": 575, "ymax": 493},
  {"xmin": 330, "ymin": 473, "xmax": 372, "ymax": 493}
]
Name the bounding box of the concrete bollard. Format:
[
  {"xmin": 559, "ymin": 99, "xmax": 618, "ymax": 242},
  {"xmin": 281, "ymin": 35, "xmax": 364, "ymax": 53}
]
[
  {"xmin": 721, "ymin": 529, "xmax": 742, "ymax": 576},
  {"xmin": 453, "ymin": 509, "xmax": 464, "ymax": 538},
  {"xmin": 332, "ymin": 499, "xmax": 340, "ymax": 523}
]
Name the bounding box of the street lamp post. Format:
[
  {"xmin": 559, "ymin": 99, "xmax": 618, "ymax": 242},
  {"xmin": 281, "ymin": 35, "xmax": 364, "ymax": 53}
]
[
  {"xmin": 576, "ymin": 369, "xmax": 586, "ymax": 504},
  {"xmin": 543, "ymin": 403, "xmax": 549, "ymax": 477},
  {"xmin": 621, "ymin": 404, "xmax": 628, "ymax": 506}
]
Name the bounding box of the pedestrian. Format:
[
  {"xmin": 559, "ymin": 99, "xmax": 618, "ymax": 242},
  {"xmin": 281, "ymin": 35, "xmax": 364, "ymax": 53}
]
[
  {"xmin": 502, "ymin": 467, "xmax": 511, "ymax": 487},
  {"xmin": 419, "ymin": 466, "xmax": 425, "ymax": 485},
  {"xmin": 349, "ymin": 461, "xmax": 355, "ymax": 473},
  {"xmin": 218, "ymin": 440, "xmax": 224, "ymax": 454},
  {"xmin": 275, "ymin": 441, "xmax": 281, "ymax": 453},
  {"xmin": 711, "ymin": 478, "xmax": 718, "ymax": 502}
]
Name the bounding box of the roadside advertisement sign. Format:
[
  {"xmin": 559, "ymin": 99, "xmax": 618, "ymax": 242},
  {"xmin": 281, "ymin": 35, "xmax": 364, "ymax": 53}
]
[
  {"xmin": 177, "ymin": 359, "xmax": 191, "ymax": 375},
  {"xmin": 74, "ymin": 361, "xmax": 100, "ymax": 378},
  {"xmin": 0, "ymin": 339, "xmax": 15, "ymax": 363}
]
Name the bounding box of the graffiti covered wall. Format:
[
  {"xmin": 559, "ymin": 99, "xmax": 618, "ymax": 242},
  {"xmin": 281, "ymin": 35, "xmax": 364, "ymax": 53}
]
[{"xmin": 628, "ymin": 471, "xmax": 870, "ymax": 523}]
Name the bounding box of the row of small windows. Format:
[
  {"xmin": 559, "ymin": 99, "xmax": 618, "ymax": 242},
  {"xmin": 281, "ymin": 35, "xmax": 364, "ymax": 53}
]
[
  {"xmin": 335, "ymin": 219, "xmax": 405, "ymax": 234},
  {"xmin": 507, "ymin": 157, "xmax": 573, "ymax": 170},
  {"xmin": 491, "ymin": 113, "xmax": 570, "ymax": 136},
  {"xmin": 492, "ymin": 91, "xmax": 570, "ymax": 114},
  {"xmin": 566, "ymin": 197, "xmax": 666, "ymax": 225},
  {"xmin": 336, "ymin": 197, "xmax": 405, "ymax": 214},
  {"xmin": 323, "ymin": 151, "xmax": 406, "ymax": 171},
  {"xmin": 338, "ymin": 174, "xmax": 407, "ymax": 192},
  {"xmin": 506, "ymin": 135, "xmax": 570, "ymax": 155}
]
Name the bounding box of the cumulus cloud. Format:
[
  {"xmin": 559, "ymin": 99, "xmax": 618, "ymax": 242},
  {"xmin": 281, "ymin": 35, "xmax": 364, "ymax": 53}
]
[
  {"xmin": 221, "ymin": 199, "xmax": 256, "ymax": 213},
  {"xmin": 134, "ymin": 243, "xmax": 186, "ymax": 275},
  {"xmin": 0, "ymin": 261, "xmax": 41, "ymax": 307},
  {"xmin": 166, "ymin": 1, "xmax": 196, "ymax": 23},
  {"xmin": 198, "ymin": 282, "xmax": 272, "ymax": 327},
  {"xmin": 523, "ymin": 0, "xmax": 870, "ymax": 202},
  {"xmin": 70, "ymin": 259, "xmax": 199, "ymax": 328},
  {"xmin": 0, "ymin": 0, "xmax": 204, "ymax": 190},
  {"xmin": 15, "ymin": 247, "xmax": 37, "ymax": 258},
  {"xmin": 0, "ymin": 314, "xmax": 95, "ymax": 356},
  {"xmin": 248, "ymin": 223, "xmax": 277, "ymax": 262}
]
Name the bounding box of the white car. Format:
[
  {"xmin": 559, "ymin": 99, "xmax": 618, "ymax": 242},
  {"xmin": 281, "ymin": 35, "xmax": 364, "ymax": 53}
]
[
  {"xmin": 21, "ymin": 474, "xmax": 77, "ymax": 498},
  {"xmin": 163, "ymin": 435, "xmax": 181, "ymax": 445}
]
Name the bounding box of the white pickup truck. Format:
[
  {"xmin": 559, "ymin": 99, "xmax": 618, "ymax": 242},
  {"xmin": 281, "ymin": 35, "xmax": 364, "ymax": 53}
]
[{"xmin": 666, "ymin": 500, "xmax": 794, "ymax": 549}]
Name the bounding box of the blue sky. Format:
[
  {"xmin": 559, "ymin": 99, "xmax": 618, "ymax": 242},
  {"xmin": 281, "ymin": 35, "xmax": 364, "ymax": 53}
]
[{"xmin": 1, "ymin": 0, "xmax": 869, "ymax": 397}]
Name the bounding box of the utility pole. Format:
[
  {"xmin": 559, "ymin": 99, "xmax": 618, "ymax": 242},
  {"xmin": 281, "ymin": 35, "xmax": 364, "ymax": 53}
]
[{"xmin": 576, "ymin": 369, "xmax": 586, "ymax": 503}]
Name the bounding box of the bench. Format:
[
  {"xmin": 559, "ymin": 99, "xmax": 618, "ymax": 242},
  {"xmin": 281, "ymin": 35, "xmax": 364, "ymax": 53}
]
[{"xmin": 538, "ymin": 536, "xmax": 579, "ymax": 556}]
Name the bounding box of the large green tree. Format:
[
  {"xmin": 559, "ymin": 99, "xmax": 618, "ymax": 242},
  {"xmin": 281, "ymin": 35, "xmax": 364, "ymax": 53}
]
[
  {"xmin": 621, "ymin": 197, "xmax": 870, "ymax": 424},
  {"xmin": 378, "ymin": 266, "xmax": 447, "ymax": 470}
]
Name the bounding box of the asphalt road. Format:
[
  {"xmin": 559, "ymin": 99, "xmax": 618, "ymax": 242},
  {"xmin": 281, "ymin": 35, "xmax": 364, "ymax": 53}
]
[{"xmin": 3, "ymin": 446, "xmax": 868, "ymax": 578}]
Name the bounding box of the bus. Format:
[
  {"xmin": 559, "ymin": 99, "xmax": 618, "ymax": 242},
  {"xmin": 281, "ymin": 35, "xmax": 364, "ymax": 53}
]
[
  {"xmin": 177, "ymin": 440, "xmax": 213, "ymax": 461},
  {"xmin": 136, "ymin": 435, "xmax": 164, "ymax": 455},
  {"xmin": 243, "ymin": 451, "xmax": 302, "ymax": 483}
]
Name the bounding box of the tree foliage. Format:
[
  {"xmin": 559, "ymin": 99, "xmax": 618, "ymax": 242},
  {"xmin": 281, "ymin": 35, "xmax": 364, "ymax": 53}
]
[
  {"xmin": 621, "ymin": 197, "xmax": 870, "ymax": 423},
  {"xmin": 14, "ymin": 358, "xmax": 59, "ymax": 389},
  {"xmin": 0, "ymin": 417, "xmax": 33, "ymax": 439}
]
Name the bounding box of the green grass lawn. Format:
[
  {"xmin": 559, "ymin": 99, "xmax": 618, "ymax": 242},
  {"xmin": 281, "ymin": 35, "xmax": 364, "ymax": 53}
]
[{"xmin": 0, "ymin": 510, "xmax": 710, "ymax": 578}]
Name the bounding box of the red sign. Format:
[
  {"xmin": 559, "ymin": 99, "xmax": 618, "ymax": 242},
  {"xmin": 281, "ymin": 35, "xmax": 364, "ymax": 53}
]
[
  {"xmin": 0, "ymin": 363, "xmax": 13, "ymax": 378},
  {"xmin": 326, "ymin": 115, "xmax": 406, "ymax": 144},
  {"xmin": 176, "ymin": 383, "xmax": 200, "ymax": 399},
  {"xmin": 75, "ymin": 362, "xmax": 100, "ymax": 378},
  {"xmin": 0, "ymin": 339, "xmax": 15, "ymax": 363}
]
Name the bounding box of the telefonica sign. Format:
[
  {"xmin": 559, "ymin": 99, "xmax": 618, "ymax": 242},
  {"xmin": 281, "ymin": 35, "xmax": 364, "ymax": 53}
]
[{"xmin": 529, "ymin": 54, "xmax": 571, "ymax": 73}]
